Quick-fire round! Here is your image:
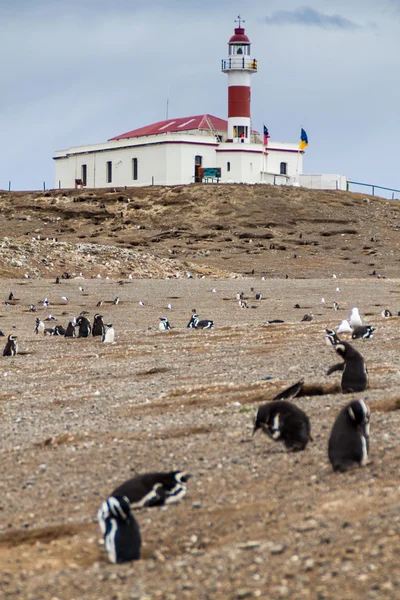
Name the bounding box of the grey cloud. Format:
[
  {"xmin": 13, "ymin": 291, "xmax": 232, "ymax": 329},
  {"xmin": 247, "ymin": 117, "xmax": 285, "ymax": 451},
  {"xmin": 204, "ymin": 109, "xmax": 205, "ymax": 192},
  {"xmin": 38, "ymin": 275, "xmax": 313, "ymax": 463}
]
[{"xmin": 264, "ymin": 6, "xmax": 361, "ymax": 29}]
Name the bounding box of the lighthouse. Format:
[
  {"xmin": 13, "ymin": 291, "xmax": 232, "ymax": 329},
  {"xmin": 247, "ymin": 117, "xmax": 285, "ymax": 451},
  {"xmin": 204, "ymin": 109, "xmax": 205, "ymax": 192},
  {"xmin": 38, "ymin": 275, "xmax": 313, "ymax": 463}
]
[{"xmin": 221, "ymin": 16, "xmax": 257, "ymax": 144}]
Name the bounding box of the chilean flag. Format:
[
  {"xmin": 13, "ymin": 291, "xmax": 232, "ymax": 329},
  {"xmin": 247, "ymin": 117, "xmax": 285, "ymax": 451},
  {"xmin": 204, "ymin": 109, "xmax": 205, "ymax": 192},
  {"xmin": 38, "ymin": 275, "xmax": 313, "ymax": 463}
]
[{"xmin": 263, "ymin": 125, "xmax": 270, "ymax": 146}]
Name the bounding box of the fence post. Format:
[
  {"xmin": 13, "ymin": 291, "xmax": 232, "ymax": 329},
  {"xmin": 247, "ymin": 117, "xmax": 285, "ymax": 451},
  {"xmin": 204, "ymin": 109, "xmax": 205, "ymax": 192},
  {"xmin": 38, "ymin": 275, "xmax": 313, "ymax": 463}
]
[
  {"xmin": 43, "ymin": 181, "xmax": 46, "ymax": 191},
  {"xmin": 8, "ymin": 181, "xmax": 11, "ymax": 191},
  {"xmin": 372, "ymin": 186, "xmax": 375, "ymax": 196}
]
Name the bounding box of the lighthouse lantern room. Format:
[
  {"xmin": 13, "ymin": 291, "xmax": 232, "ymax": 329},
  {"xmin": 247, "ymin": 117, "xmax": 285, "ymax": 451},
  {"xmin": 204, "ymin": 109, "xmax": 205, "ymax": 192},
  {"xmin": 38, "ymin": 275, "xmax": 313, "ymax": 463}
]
[{"xmin": 221, "ymin": 15, "xmax": 257, "ymax": 144}]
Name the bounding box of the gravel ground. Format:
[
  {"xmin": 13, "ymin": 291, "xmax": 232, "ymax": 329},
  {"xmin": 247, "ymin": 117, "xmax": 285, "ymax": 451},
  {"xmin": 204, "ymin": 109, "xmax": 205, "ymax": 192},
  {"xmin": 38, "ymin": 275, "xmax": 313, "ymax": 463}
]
[{"xmin": 1, "ymin": 276, "xmax": 400, "ymax": 600}]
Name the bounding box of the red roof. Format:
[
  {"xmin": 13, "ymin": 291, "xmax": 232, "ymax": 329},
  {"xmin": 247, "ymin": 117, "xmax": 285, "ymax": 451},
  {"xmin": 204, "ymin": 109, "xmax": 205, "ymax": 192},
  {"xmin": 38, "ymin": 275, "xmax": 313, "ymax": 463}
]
[
  {"xmin": 229, "ymin": 27, "xmax": 250, "ymax": 44},
  {"xmin": 109, "ymin": 114, "xmax": 228, "ymax": 141}
]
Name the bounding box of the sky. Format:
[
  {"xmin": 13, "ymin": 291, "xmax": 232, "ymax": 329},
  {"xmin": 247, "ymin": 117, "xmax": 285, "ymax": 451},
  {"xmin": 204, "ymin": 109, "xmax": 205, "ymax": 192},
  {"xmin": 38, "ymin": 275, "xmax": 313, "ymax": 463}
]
[{"xmin": 1, "ymin": 0, "xmax": 400, "ymax": 194}]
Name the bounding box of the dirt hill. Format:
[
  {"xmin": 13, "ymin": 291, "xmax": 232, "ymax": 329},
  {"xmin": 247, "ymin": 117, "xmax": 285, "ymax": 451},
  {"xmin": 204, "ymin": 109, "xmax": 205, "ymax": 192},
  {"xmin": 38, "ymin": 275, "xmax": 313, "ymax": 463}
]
[{"xmin": 0, "ymin": 184, "xmax": 399, "ymax": 278}]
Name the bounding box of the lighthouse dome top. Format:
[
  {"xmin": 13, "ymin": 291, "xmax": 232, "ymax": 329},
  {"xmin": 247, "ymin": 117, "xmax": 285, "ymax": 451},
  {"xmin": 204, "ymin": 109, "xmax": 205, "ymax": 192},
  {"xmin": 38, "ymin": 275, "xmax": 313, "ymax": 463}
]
[{"xmin": 229, "ymin": 27, "xmax": 250, "ymax": 44}]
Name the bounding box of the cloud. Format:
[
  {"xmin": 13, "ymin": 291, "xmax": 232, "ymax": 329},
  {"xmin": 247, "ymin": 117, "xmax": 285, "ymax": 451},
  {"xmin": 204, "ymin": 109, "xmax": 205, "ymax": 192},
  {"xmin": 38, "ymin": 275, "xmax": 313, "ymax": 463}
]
[{"xmin": 264, "ymin": 6, "xmax": 361, "ymax": 29}]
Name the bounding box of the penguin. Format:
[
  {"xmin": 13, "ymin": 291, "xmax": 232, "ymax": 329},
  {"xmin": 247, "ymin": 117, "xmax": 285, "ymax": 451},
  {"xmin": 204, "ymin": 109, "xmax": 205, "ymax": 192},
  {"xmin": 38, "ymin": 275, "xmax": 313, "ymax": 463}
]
[
  {"xmin": 253, "ymin": 400, "xmax": 312, "ymax": 452},
  {"xmin": 96, "ymin": 300, "xmax": 103, "ymax": 307},
  {"xmin": 29, "ymin": 304, "xmax": 36, "ymax": 313},
  {"xmin": 327, "ymin": 341, "xmax": 368, "ymax": 393},
  {"xmin": 0, "ymin": 330, "xmax": 4, "ymax": 337},
  {"xmin": 159, "ymin": 317, "xmax": 171, "ymax": 332},
  {"xmin": 328, "ymin": 399, "xmax": 370, "ymax": 472},
  {"xmin": 54, "ymin": 325, "xmax": 66, "ymax": 336},
  {"xmin": 381, "ymin": 309, "xmax": 392, "ymax": 318},
  {"xmin": 97, "ymin": 495, "xmax": 141, "ymax": 564},
  {"xmin": 349, "ymin": 307, "xmax": 362, "ymax": 329},
  {"xmin": 187, "ymin": 314, "xmax": 214, "ymax": 329},
  {"xmin": 114, "ymin": 296, "xmax": 120, "ymax": 305},
  {"xmin": 43, "ymin": 298, "xmax": 50, "ymax": 308},
  {"xmin": 325, "ymin": 328, "xmax": 342, "ymax": 346},
  {"xmin": 64, "ymin": 321, "xmax": 76, "ymax": 338},
  {"xmin": 333, "ymin": 302, "xmax": 340, "ymax": 311},
  {"xmin": 110, "ymin": 471, "xmax": 191, "ymax": 509},
  {"xmin": 76, "ymin": 316, "xmax": 91, "ymax": 338},
  {"xmin": 34, "ymin": 318, "xmax": 45, "ymax": 335},
  {"xmin": 273, "ymin": 379, "xmax": 304, "ymax": 400},
  {"xmin": 301, "ymin": 313, "xmax": 313, "ymax": 322},
  {"xmin": 255, "ymin": 293, "xmax": 262, "ymax": 301},
  {"xmin": 3, "ymin": 334, "xmax": 18, "ymax": 356},
  {"xmin": 8, "ymin": 292, "xmax": 14, "ymax": 301},
  {"xmin": 55, "ymin": 276, "xmax": 60, "ymax": 284},
  {"xmin": 102, "ymin": 324, "xmax": 115, "ymax": 343},
  {"xmin": 92, "ymin": 313, "xmax": 105, "ymax": 337},
  {"xmin": 44, "ymin": 327, "xmax": 57, "ymax": 336},
  {"xmin": 352, "ymin": 325, "xmax": 376, "ymax": 340}
]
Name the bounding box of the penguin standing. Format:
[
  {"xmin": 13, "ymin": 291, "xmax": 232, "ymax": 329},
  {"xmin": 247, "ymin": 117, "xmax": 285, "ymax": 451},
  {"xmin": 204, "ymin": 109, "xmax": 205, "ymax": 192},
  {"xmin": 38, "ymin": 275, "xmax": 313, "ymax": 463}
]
[
  {"xmin": 328, "ymin": 399, "xmax": 370, "ymax": 472},
  {"xmin": 158, "ymin": 317, "xmax": 171, "ymax": 331},
  {"xmin": 97, "ymin": 495, "xmax": 141, "ymax": 564},
  {"xmin": 34, "ymin": 318, "xmax": 45, "ymax": 335},
  {"xmin": 3, "ymin": 334, "xmax": 18, "ymax": 356},
  {"xmin": 102, "ymin": 324, "xmax": 115, "ymax": 343},
  {"xmin": 253, "ymin": 400, "xmax": 312, "ymax": 452},
  {"xmin": 110, "ymin": 471, "xmax": 191, "ymax": 509},
  {"xmin": 92, "ymin": 314, "xmax": 105, "ymax": 337},
  {"xmin": 327, "ymin": 340, "xmax": 368, "ymax": 393},
  {"xmin": 64, "ymin": 322, "xmax": 76, "ymax": 338},
  {"xmin": 76, "ymin": 316, "xmax": 91, "ymax": 338}
]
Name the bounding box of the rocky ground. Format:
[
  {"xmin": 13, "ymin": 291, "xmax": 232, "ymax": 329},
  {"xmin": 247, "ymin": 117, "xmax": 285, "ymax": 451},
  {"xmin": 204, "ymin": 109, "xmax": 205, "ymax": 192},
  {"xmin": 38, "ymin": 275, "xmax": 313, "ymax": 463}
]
[{"xmin": 0, "ymin": 185, "xmax": 400, "ymax": 600}]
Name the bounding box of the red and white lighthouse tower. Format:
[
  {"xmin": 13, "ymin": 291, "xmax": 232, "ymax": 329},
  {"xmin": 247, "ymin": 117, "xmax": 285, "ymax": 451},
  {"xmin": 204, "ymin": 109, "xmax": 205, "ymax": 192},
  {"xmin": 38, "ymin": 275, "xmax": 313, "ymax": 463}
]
[{"xmin": 221, "ymin": 16, "xmax": 257, "ymax": 144}]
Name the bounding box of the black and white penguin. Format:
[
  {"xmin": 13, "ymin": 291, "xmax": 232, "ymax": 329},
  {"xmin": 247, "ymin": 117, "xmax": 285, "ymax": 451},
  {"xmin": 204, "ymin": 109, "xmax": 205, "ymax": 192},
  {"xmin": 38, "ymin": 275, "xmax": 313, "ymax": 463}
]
[
  {"xmin": 114, "ymin": 296, "xmax": 120, "ymax": 305},
  {"xmin": 381, "ymin": 309, "xmax": 392, "ymax": 318},
  {"xmin": 3, "ymin": 334, "xmax": 18, "ymax": 356},
  {"xmin": 352, "ymin": 325, "xmax": 376, "ymax": 340},
  {"xmin": 110, "ymin": 471, "xmax": 191, "ymax": 508},
  {"xmin": 76, "ymin": 316, "xmax": 91, "ymax": 338},
  {"xmin": 159, "ymin": 317, "xmax": 171, "ymax": 332},
  {"xmin": 97, "ymin": 495, "xmax": 141, "ymax": 564},
  {"xmin": 34, "ymin": 318, "xmax": 45, "ymax": 335},
  {"xmin": 29, "ymin": 304, "xmax": 36, "ymax": 313},
  {"xmin": 325, "ymin": 328, "xmax": 342, "ymax": 346},
  {"xmin": 328, "ymin": 399, "xmax": 370, "ymax": 472},
  {"xmin": 8, "ymin": 292, "xmax": 14, "ymax": 301},
  {"xmin": 253, "ymin": 400, "xmax": 312, "ymax": 452},
  {"xmin": 255, "ymin": 293, "xmax": 262, "ymax": 301},
  {"xmin": 92, "ymin": 313, "xmax": 105, "ymax": 337},
  {"xmin": 187, "ymin": 314, "xmax": 214, "ymax": 329},
  {"xmin": 327, "ymin": 341, "xmax": 368, "ymax": 393},
  {"xmin": 102, "ymin": 324, "xmax": 115, "ymax": 343},
  {"xmin": 64, "ymin": 321, "xmax": 76, "ymax": 338},
  {"xmin": 54, "ymin": 325, "xmax": 66, "ymax": 336}
]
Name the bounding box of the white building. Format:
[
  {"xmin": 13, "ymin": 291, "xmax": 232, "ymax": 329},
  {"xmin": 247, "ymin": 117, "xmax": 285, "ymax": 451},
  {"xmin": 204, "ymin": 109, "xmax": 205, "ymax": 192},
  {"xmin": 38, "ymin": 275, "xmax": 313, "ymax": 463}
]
[{"xmin": 54, "ymin": 20, "xmax": 346, "ymax": 191}]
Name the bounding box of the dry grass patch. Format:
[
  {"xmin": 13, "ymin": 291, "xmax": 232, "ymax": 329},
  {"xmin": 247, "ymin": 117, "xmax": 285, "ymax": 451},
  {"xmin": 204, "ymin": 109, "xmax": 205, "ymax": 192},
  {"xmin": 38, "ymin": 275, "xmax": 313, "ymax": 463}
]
[{"xmin": 370, "ymin": 396, "xmax": 400, "ymax": 412}]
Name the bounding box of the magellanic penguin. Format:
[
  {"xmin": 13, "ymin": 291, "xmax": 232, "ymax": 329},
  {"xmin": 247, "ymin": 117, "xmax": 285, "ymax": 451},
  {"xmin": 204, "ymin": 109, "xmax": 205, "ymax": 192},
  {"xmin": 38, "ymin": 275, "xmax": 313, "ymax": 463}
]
[
  {"xmin": 102, "ymin": 324, "xmax": 115, "ymax": 343},
  {"xmin": 92, "ymin": 313, "xmax": 105, "ymax": 337},
  {"xmin": 110, "ymin": 471, "xmax": 191, "ymax": 509},
  {"xmin": 352, "ymin": 325, "xmax": 376, "ymax": 340},
  {"xmin": 97, "ymin": 495, "xmax": 141, "ymax": 564},
  {"xmin": 159, "ymin": 317, "xmax": 171, "ymax": 332},
  {"xmin": 34, "ymin": 318, "xmax": 45, "ymax": 335},
  {"xmin": 253, "ymin": 400, "xmax": 312, "ymax": 452},
  {"xmin": 328, "ymin": 399, "xmax": 370, "ymax": 472},
  {"xmin": 76, "ymin": 316, "xmax": 91, "ymax": 338},
  {"xmin": 327, "ymin": 340, "xmax": 368, "ymax": 393},
  {"xmin": 381, "ymin": 309, "xmax": 392, "ymax": 318},
  {"xmin": 187, "ymin": 314, "xmax": 214, "ymax": 329},
  {"xmin": 3, "ymin": 334, "xmax": 18, "ymax": 356},
  {"xmin": 64, "ymin": 321, "xmax": 76, "ymax": 338}
]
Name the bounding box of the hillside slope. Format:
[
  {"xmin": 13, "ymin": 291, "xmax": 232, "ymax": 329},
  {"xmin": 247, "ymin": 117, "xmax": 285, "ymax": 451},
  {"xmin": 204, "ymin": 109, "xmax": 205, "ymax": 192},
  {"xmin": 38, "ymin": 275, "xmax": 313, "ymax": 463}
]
[{"xmin": 0, "ymin": 184, "xmax": 399, "ymax": 278}]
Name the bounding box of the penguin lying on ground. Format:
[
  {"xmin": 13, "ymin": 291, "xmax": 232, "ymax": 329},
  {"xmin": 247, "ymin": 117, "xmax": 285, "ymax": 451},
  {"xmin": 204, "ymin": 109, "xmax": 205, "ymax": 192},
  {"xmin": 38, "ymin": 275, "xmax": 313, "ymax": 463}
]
[
  {"xmin": 97, "ymin": 495, "xmax": 141, "ymax": 564},
  {"xmin": 110, "ymin": 471, "xmax": 191, "ymax": 509},
  {"xmin": 253, "ymin": 399, "xmax": 312, "ymax": 452},
  {"xmin": 351, "ymin": 325, "xmax": 376, "ymax": 339},
  {"xmin": 187, "ymin": 314, "xmax": 214, "ymax": 329},
  {"xmin": 328, "ymin": 399, "xmax": 370, "ymax": 472},
  {"xmin": 326, "ymin": 333, "xmax": 368, "ymax": 393}
]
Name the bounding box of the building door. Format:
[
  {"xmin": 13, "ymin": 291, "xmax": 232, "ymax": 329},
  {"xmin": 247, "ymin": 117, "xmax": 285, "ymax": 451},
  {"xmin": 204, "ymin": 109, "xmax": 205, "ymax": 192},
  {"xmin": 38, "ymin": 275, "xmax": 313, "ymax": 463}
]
[{"xmin": 194, "ymin": 155, "xmax": 203, "ymax": 183}]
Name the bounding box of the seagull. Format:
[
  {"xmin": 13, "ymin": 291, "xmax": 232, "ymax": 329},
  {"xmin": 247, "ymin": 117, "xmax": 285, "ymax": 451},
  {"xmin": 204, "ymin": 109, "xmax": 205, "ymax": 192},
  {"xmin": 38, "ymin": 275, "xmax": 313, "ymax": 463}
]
[
  {"xmin": 79, "ymin": 286, "xmax": 84, "ymax": 292},
  {"xmin": 167, "ymin": 303, "xmax": 172, "ymax": 310},
  {"xmin": 349, "ymin": 307, "xmax": 362, "ymax": 329},
  {"xmin": 337, "ymin": 319, "xmax": 352, "ymax": 334},
  {"xmin": 61, "ymin": 296, "xmax": 68, "ymax": 303},
  {"xmin": 139, "ymin": 301, "xmax": 145, "ymax": 307},
  {"xmin": 212, "ymin": 289, "xmax": 217, "ymax": 294}
]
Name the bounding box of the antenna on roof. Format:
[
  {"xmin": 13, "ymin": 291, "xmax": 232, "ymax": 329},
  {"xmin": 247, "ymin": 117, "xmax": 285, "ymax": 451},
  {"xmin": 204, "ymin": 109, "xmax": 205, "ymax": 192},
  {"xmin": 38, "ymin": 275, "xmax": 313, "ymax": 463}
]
[{"xmin": 166, "ymin": 97, "xmax": 169, "ymax": 120}]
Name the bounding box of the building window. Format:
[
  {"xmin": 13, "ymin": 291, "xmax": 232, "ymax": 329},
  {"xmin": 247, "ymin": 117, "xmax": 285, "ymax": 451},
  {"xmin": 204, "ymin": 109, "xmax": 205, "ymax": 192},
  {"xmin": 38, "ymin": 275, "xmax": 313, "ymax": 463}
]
[
  {"xmin": 195, "ymin": 155, "xmax": 202, "ymax": 166},
  {"xmin": 106, "ymin": 161, "xmax": 112, "ymax": 183},
  {"xmin": 132, "ymin": 158, "xmax": 138, "ymax": 180},
  {"xmin": 280, "ymin": 162, "xmax": 287, "ymax": 175},
  {"xmin": 81, "ymin": 164, "xmax": 87, "ymax": 186},
  {"xmin": 227, "ymin": 161, "xmax": 230, "ymax": 172}
]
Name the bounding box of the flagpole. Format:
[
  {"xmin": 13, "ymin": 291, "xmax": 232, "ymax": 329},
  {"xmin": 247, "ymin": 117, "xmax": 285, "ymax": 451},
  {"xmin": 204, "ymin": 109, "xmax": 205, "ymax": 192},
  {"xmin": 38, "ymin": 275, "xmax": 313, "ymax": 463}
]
[{"xmin": 296, "ymin": 125, "xmax": 301, "ymax": 176}]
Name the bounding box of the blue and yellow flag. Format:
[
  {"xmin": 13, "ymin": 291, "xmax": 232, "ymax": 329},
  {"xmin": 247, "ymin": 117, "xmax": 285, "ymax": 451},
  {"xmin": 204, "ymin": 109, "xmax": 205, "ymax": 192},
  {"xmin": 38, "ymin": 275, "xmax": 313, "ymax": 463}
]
[{"xmin": 299, "ymin": 128, "xmax": 308, "ymax": 150}]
